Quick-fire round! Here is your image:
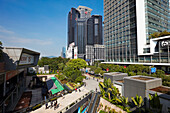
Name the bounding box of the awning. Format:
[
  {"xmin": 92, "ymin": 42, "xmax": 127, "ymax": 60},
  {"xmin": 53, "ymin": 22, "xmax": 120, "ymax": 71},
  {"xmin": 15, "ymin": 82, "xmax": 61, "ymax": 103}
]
[
  {"xmin": 46, "ymin": 78, "xmax": 57, "ymax": 92},
  {"xmin": 46, "ymin": 77, "xmax": 64, "ymax": 95}
]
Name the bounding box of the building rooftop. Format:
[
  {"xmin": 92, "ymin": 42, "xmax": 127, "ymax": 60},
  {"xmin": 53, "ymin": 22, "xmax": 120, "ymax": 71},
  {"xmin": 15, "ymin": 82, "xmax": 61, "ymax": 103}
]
[
  {"xmin": 124, "ymin": 75, "xmax": 162, "ymax": 83},
  {"xmin": 104, "ymin": 72, "xmax": 128, "ymax": 76},
  {"xmin": 77, "ymin": 6, "xmax": 92, "ymax": 11}
]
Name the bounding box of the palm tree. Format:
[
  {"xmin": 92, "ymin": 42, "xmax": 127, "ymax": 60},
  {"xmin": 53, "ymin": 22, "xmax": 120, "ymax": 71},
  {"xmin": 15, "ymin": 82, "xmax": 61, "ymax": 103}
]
[
  {"xmin": 99, "ymin": 78, "xmax": 120, "ymax": 100},
  {"xmin": 131, "ymin": 95, "xmax": 144, "ymax": 113}
]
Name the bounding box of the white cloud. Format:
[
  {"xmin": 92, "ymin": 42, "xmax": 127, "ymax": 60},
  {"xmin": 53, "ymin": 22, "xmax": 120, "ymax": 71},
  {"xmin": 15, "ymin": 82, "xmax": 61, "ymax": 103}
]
[
  {"xmin": 0, "ymin": 35, "xmax": 53, "ymax": 45},
  {"xmin": 0, "ymin": 25, "xmax": 14, "ymax": 34}
]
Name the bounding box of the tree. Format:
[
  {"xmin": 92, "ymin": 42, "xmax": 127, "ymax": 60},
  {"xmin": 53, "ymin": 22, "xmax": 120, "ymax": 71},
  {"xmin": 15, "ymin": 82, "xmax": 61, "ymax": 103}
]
[
  {"xmin": 149, "ymin": 32, "xmax": 160, "ymax": 39},
  {"xmin": 66, "ymin": 58, "xmax": 87, "ymax": 70},
  {"xmin": 0, "ymin": 41, "xmax": 2, "ymax": 46},
  {"xmin": 94, "ymin": 67, "xmax": 102, "ymax": 74},
  {"xmin": 99, "ymin": 78, "xmax": 120, "ymax": 100},
  {"xmin": 159, "ymin": 30, "xmax": 170, "ymax": 37},
  {"xmin": 58, "ymin": 63, "xmax": 65, "ymax": 71},
  {"xmin": 89, "ymin": 66, "xmax": 97, "ymax": 72},
  {"xmin": 149, "ymin": 30, "xmax": 170, "ymax": 39}
]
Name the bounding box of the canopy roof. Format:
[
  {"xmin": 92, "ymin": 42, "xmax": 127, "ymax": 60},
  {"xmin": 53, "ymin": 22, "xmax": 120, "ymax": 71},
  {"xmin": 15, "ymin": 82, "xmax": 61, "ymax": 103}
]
[{"xmin": 46, "ymin": 77, "xmax": 64, "ymax": 95}]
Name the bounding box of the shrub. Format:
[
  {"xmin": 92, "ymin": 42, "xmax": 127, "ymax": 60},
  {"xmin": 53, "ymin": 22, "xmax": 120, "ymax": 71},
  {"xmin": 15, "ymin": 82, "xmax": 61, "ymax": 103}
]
[{"xmin": 128, "ymin": 72, "xmax": 136, "ymax": 76}]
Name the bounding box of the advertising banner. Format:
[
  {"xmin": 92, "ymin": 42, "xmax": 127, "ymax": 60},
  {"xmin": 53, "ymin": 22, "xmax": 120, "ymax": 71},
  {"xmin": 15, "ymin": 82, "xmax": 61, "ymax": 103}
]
[
  {"xmin": 19, "ymin": 53, "xmax": 34, "ymax": 65},
  {"xmin": 6, "ymin": 69, "xmax": 24, "ymax": 80}
]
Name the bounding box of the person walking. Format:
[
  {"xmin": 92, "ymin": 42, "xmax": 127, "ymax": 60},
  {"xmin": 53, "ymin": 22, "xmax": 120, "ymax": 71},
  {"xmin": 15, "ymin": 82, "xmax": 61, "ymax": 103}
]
[
  {"xmin": 61, "ymin": 93, "xmax": 65, "ymax": 99},
  {"xmin": 50, "ymin": 100, "xmax": 53, "ymax": 108},
  {"xmin": 46, "ymin": 101, "xmax": 48, "ymax": 109},
  {"xmin": 96, "ymin": 88, "xmax": 97, "ymax": 92},
  {"xmin": 54, "ymin": 100, "xmax": 57, "ymax": 110}
]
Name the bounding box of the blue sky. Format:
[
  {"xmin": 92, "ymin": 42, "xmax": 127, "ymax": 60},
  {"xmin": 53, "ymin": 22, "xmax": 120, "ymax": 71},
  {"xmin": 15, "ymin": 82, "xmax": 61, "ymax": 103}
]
[{"xmin": 0, "ymin": 0, "xmax": 103, "ymax": 57}]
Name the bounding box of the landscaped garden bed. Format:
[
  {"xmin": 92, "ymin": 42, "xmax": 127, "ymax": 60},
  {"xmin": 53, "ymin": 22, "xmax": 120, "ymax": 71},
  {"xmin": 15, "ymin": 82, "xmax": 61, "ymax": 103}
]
[
  {"xmin": 66, "ymin": 82, "xmax": 81, "ymax": 90},
  {"xmin": 132, "ymin": 77, "xmax": 153, "ymax": 81},
  {"xmin": 150, "ymin": 86, "xmax": 170, "ymax": 95}
]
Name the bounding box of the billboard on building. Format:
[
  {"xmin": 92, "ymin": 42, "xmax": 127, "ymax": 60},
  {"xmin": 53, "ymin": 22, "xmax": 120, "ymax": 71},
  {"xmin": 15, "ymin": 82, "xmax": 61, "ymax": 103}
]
[{"xmin": 19, "ymin": 53, "xmax": 34, "ymax": 65}]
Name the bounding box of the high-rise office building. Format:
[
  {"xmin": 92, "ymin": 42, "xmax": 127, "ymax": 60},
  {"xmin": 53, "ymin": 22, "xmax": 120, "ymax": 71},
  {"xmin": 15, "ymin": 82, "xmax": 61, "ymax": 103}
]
[
  {"xmin": 104, "ymin": 0, "xmax": 170, "ymax": 72},
  {"xmin": 68, "ymin": 6, "xmax": 103, "ymax": 60},
  {"xmin": 61, "ymin": 47, "xmax": 66, "ymax": 58}
]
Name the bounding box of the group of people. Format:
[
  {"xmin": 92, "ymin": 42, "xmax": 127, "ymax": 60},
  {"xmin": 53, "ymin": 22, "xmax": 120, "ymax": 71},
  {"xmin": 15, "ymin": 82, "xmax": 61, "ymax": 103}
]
[
  {"xmin": 75, "ymin": 88, "xmax": 81, "ymax": 92},
  {"xmin": 45, "ymin": 99, "xmax": 59, "ymax": 110}
]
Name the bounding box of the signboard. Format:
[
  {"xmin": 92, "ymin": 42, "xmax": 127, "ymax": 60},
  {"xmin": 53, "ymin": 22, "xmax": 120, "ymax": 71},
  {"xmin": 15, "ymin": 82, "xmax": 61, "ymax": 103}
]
[
  {"xmin": 6, "ymin": 69, "xmax": 24, "ymax": 80},
  {"xmin": 106, "ymin": 68, "xmax": 109, "ymax": 72},
  {"xmin": 160, "ymin": 40, "xmax": 170, "ymax": 48},
  {"xmin": 19, "ymin": 53, "xmax": 34, "ymax": 65},
  {"xmin": 151, "ymin": 67, "xmax": 156, "ymax": 73}
]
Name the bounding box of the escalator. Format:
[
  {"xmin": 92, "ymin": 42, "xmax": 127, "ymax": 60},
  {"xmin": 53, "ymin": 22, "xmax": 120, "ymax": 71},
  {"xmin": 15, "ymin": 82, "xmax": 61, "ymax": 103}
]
[{"xmin": 87, "ymin": 92, "xmax": 100, "ymax": 113}]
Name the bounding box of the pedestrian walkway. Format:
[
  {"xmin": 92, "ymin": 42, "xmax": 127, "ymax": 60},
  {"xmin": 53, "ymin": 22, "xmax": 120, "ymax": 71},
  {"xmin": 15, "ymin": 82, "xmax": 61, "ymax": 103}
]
[
  {"xmin": 31, "ymin": 87, "xmax": 89, "ymax": 113},
  {"xmin": 31, "ymin": 74, "xmax": 101, "ymax": 113}
]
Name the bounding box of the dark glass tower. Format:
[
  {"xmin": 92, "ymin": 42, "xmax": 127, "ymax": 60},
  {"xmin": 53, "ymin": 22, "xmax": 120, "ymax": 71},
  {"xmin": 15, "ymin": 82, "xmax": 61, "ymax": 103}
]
[{"xmin": 68, "ymin": 6, "xmax": 103, "ymax": 59}]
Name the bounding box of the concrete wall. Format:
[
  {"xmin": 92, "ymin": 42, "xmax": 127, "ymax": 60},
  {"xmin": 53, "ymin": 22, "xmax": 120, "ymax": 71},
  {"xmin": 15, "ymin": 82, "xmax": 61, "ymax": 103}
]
[
  {"xmin": 124, "ymin": 75, "xmax": 162, "ymax": 99},
  {"xmin": 104, "ymin": 72, "xmax": 128, "ymax": 83},
  {"xmin": 114, "ymin": 83, "xmax": 123, "ymax": 96}
]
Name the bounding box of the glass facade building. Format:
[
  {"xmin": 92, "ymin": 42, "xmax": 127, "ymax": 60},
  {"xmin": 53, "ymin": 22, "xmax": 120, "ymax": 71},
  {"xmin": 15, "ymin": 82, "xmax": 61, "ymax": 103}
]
[{"xmin": 104, "ymin": 0, "xmax": 169, "ymax": 63}]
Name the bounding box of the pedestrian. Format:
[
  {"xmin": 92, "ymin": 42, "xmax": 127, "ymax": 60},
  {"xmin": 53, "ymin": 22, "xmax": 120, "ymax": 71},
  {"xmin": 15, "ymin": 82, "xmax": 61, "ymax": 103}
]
[
  {"xmin": 96, "ymin": 88, "xmax": 97, "ymax": 92},
  {"xmin": 46, "ymin": 101, "xmax": 48, "ymax": 109},
  {"xmin": 54, "ymin": 100, "xmax": 57, "ymax": 110},
  {"xmin": 61, "ymin": 93, "xmax": 65, "ymax": 99},
  {"xmin": 79, "ymin": 89, "xmax": 81, "ymax": 92},
  {"xmin": 75, "ymin": 88, "xmax": 77, "ymax": 92},
  {"xmin": 97, "ymin": 79, "xmax": 98, "ymax": 82},
  {"xmin": 50, "ymin": 100, "xmax": 53, "ymax": 108}
]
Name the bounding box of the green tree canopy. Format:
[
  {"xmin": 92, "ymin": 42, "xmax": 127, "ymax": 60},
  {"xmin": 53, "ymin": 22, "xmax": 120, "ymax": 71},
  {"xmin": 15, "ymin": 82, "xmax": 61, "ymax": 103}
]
[
  {"xmin": 66, "ymin": 58, "xmax": 87, "ymax": 70},
  {"xmin": 0, "ymin": 41, "xmax": 2, "ymax": 46},
  {"xmin": 149, "ymin": 30, "xmax": 170, "ymax": 39}
]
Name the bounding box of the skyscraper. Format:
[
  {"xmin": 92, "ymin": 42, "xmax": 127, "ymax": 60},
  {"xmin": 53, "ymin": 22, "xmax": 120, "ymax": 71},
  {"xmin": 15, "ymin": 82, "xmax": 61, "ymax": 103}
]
[
  {"xmin": 104, "ymin": 0, "xmax": 169, "ymax": 61},
  {"xmin": 104, "ymin": 0, "xmax": 170, "ymax": 72},
  {"xmin": 68, "ymin": 6, "xmax": 103, "ymax": 59}
]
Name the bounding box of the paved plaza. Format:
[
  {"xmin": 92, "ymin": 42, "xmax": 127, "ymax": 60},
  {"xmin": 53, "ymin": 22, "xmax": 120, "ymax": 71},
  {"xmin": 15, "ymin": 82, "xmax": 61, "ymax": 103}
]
[{"xmin": 31, "ymin": 74, "xmax": 101, "ymax": 113}]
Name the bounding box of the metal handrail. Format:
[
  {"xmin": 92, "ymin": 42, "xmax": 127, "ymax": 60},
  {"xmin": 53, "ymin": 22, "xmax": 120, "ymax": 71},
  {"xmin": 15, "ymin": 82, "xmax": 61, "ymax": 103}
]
[{"xmin": 57, "ymin": 90, "xmax": 93, "ymax": 113}]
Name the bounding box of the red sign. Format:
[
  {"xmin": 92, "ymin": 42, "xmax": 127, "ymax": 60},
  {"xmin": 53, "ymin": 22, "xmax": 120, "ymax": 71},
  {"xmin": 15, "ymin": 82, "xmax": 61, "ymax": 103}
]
[
  {"xmin": 6, "ymin": 70, "xmax": 18, "ymax": 81},
  {"xmin": 6, "ymin": 69, "xmax": 24, "ymax": 81},
  {"xmin": 106, "ymin": 68, "xmax": 109, "ymax": 72},
  {"xmin": 124, "ymin": 66, "xmax": 126, "ymax": 68}
]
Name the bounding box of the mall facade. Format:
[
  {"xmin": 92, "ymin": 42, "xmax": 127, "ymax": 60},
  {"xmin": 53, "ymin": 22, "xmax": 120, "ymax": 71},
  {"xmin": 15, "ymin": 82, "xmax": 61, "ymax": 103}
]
[
  {"xmin": 0, "ymin": 47, "xmax": 40, "ymax": 113},
  {"xmin": 103, "ymin": 0, "xmax": 170, "ymax": 72}
]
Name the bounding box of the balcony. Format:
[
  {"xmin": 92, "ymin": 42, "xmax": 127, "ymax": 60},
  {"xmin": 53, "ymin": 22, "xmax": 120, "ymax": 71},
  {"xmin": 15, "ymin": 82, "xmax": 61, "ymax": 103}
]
[{"xmin": 0, "ymin": 62, "xmax": 5, "ymax": 73}]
